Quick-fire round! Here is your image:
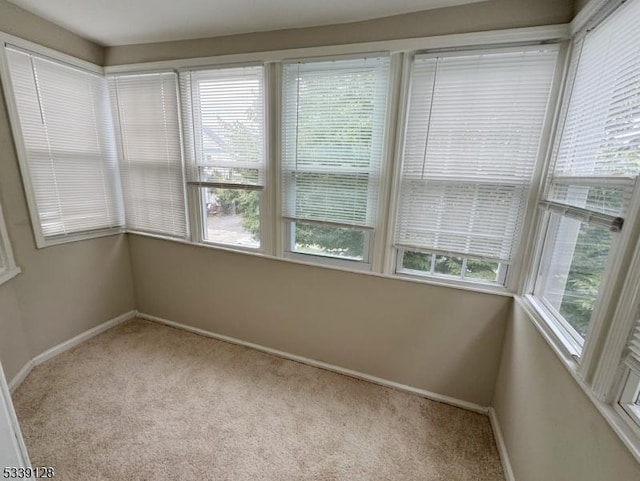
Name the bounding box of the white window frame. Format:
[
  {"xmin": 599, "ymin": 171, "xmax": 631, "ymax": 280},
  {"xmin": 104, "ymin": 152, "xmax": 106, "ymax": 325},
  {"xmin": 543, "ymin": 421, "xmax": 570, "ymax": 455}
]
[
  {"xmin": 387, "ymin": 44, "xmax": 566, "ymax": 292},
  {"xmin": 523, "ymin": 0, "xmax": 640, "ymax": 373},
  {"xmin": 282, "ymin": 220, "xmax": 375, "ymax": 271},
  {"xmin": 0, "ymin": 33, "xmax": 125, "ymax": 248},
  {"xmin": 395, "ymin": 248, "xmax": 508, "ymax": 285},
  {"xmin": 99, "ymin": 26, "xmax": 570, "ymax": 289},
  {"xmin": 617, "ymin": 369, "xmax": 640, "ymax": 437},
  {"xmin": 180, "ymin": 63, "xmax": 271, "ymax": 255},
  {"xmin": 277, "ymin": 53, "xmax": 397, "ymax": 271}
]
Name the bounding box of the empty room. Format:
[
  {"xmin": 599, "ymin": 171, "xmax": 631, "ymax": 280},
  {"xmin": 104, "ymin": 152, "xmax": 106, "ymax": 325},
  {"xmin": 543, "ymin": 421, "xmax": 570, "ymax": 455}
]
[{"xmin": 0, "ymin": 0, "xmax": 639, "ymax": 479}]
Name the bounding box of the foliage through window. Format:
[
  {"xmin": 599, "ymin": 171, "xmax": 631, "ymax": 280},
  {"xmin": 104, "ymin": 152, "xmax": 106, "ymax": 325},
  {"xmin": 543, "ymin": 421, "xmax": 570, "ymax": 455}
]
[
  {"xmin": 281, "ymin": 57, "xmax": 390, "ymax": 265},
  {"xmin": 399, "ymin": 250, "xmax": 503, "ymax": 283},
  {"xmin": 181, "ymin": 66, "xmax": 265, "ymax": 249},
  {"xmin": 532, "ymin": 0, "xmax": 640, "ymax": 350}
]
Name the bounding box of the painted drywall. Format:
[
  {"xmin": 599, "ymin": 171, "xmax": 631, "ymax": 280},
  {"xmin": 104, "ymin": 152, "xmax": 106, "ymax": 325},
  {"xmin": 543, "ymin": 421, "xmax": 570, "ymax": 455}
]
[
  {"xmin": 129, "ymin": 235, "xmax": 511, "ymax": 406},
  {"xmin": 105, "ymin": 0, "xmax": 573, "ymax": 65},
  {"xmin": 0, "ymin": 0, "xmax": 134, "ymax": 374},
  {"xmin": 492, "ymin": 301, "xmax": 640, "ymax": 481},
  {"xmin": 0, "ymin": 282, "xmax": 30, "ymax": 381}
]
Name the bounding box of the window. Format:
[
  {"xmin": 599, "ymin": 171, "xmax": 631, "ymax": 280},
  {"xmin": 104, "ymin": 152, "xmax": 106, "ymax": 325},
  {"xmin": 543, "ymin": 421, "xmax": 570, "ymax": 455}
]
[
  {"xmin": 620, "ymin": 368, "xmax": 640, "ymax": 433},
  {"xmin": 531, "ymin": 0, "xmax": 640, "ymax": 352},
  {"xmin": 3, "ymin": 45, "xmax": 124, "ymax": 246},
  {"xmin": 181, "ymin": 66, "xmax": 265, "ymax": 249},
  {"xmin": 394, "ymin": 46, "xmax": 559, "ymax": 286},
  {"xmin": 109, "ymin": 71, "xmax": 188, "ymax": 238},
  {"xmin": 281, "ymin": 57, "xmax": 390, "ymax": 267}
]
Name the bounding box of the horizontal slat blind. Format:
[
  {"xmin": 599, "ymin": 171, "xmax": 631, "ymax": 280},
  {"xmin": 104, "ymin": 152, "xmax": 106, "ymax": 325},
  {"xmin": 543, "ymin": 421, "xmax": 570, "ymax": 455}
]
[
  {"xmin": 180, "ymin": 66, "xmax": 265, "ymax": 186},
  {"xmin": 5, "ymin": 46, "xmax": 124, "ymax": 239},
  {"xmin": 395, "ymin": 47, "xmax": 558, "ymax": 262},
  {"xmin": 546, "ymin": 0, "xmax": 640, "ymax": 217},
  {"xmin": 281, "ymin": 57, "xmax": 390, "ymax": 227},
  {"xmin": 109, "ymin": 72, "xmax": 187, "ymax": 238},
  {"xmin": 627, "ymin": 302, "xmax": 640, "ymax": 375}
]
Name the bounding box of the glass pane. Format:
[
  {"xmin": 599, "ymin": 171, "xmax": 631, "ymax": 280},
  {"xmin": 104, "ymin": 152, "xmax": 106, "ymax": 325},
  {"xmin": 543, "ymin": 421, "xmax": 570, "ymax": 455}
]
[
  {"xmin": 539, "ymin": 214, "xmax": 613, "ymax": 338},
  {"xmin": 465, "ymin": 259, "xmax": 500, "ymax": 281},
  {"xmin": 549, "ymin": 184, "xmax": 629, "ymax": 217},
  {"xmin": 434, "ymin": 255, "xmax": 463, "ymax": 276},
  {"xmin": 402, "ymin": 251, "xmax": 433, "ymax": 272},
  {"xmin": 202, "ymin": 188, "xmax": 260, "ymax": 248},
  {"xmin": 400, "ymin": 250, "xmax": 502, "ymax": 284},
  {"xmin": 292, "ymin": 222, "xmax": 365, "ymax": 261}
]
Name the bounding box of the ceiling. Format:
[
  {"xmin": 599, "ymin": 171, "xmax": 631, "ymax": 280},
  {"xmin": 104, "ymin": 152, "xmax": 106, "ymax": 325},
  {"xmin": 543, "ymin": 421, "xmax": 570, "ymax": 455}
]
[{"xmin": 8, "ymin": 0, "xmax": 486, "ymax": 47}]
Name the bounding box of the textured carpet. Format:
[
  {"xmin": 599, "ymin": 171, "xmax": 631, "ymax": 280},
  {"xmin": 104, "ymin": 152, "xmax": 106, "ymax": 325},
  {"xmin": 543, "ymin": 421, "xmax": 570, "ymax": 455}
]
[{"xmin": 13, "ymin": 319, "xmax": 505, "ymax": 480}]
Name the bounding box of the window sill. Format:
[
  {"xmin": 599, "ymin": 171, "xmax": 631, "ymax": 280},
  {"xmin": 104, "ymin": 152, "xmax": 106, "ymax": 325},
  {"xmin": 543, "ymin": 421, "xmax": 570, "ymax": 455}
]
[
  {"xmin": 521, "ymin": 294, "xmax": 582, "ymax": 360},
  {"xmin": 516, "ymin": 295, "xmax": 640, "ymax": 464},
  {"xmin": 396, "ymin": 269, "xmax": 509, "ymax": 296},
  {"xmin": 0, "ymin": 267, "xmax": 21, "ymax": 286},
  {"xmin": 127, "ymin": 230, "xmax": 514, "ymax": 297},
  {"xmin": 37, "ymin": 228, "xmax": 125, "ymax": 249},
  {"xmin": 283, "ymin": 251, "xmax": 372, "ymax": 272}
]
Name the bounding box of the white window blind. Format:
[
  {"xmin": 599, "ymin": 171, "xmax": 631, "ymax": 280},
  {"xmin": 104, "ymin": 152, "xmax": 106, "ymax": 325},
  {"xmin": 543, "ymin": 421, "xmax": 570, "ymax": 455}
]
[
  {"xmin": 281, "ymin": 57, "xmax": 390, "ymax": 228},
  {"xmin": 4, "ymin": 46, "xmax": 124, "ymax": 242},
  {"xmin": 109, "ymin": 72, "xmax": 188, "ymax": 238},
  {"xmin": 180, "ymin": 66, "xmax": 265, "ymax": 187},
  {"xmin": 546, "ymin": 0, "xmax": 640, "ymax": 218},
  {"xmin": 627, "ymin": 310, "xmax": 640, "ymax": 375},
  {"xmin": 395, "ymin": 47, "xmax": 558, "ymax": 263}
]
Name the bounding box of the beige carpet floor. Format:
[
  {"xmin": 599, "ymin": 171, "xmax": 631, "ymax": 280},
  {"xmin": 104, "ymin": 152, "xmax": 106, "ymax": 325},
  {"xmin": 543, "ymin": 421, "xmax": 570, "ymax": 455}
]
[{"xmin": 13, "ymin": 319, "xmax": 505, "ymax": 481}]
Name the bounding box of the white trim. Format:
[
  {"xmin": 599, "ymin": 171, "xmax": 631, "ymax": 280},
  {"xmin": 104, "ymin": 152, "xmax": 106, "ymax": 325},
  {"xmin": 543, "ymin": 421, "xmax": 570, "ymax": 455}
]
[
  {"xmin": 519, "ymin": 295, "xmax": 581, "ymax": 367},
  {"xmin": 512, "ymin": 41, "xmax": 570, "ymax": 294},
  {"xmin": 104, "ymin": 25, "xmax": 570, "ymax": 72},
  {"xmin": 7, "ymin": 362, "xmax": 33, "ymax": 394},
  {"xmin": 371, "ymin": 52, "xmax": 403, "ymax": 273},
  {"xmin": 570, "ymin": 0, "xmax": 610, "ymax": 35},
  {"xmin": 382, "ymin": 52, "xmax": 413, "ymax": 276},
  {"xmin": 31, "ymin": 310, "xmax": 136, "ymax": 366},
  {"xmin": 36, "ymin": 228, "xmax": 126, "ymax": 249},
  {"xmin": 0, "ymin": 359, "xmax": 32, "ymax": 476},
  {"xmin": 488, "ymin": 408, "xmax": 516, "ymax": 481},
  {"xmin": 0, "ymin": 267, "xmax": 21, "ymax": 286},
  {"xmin": 592, "ymin": 236, "xmax": 640, "ymax": 401},
  {"xmin": 137, "ymin": 311, "xmax": 490, "ymax": 414},
  {"xmin": 8, "ymin": 310, "xmax": 137, "ymax": 392}
]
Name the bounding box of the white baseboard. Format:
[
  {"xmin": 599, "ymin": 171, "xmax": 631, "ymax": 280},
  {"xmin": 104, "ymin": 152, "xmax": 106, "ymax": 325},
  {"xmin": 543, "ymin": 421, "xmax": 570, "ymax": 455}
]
[
  {"xmin": 489, "ymin": 407, "xmax": 515, "ymax": 481},
  {"xmin": 9, "ymin": 310, "xmax": 137, "ymax": 392},
  {"xmin": 137, "ymin": 311, "xmax": 490, "ymax": 415},
  {"xmin": 8, "ymin": 361, "xmax": 33, "ymax": 393}
]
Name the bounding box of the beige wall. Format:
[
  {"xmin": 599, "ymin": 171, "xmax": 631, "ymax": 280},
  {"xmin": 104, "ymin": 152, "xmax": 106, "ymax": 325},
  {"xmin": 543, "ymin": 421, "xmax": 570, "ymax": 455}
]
[
  {"xmin": 129, "ymin": 235, "xmax": 510, "ymax": 406},
  {"xmin": 0, "ymin": 282, "xmax": 30, "ymax": 381},
  {"xmin": 105, "ymin": 0, "xmax": 573, "ymax": 65},
  {"xmin": 0, "ymin": 0, "xmax": 134, "ymax": 380},
  {"xmin": 493, "ymin": 301, "xmax": 640, "ymax": 481}
]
